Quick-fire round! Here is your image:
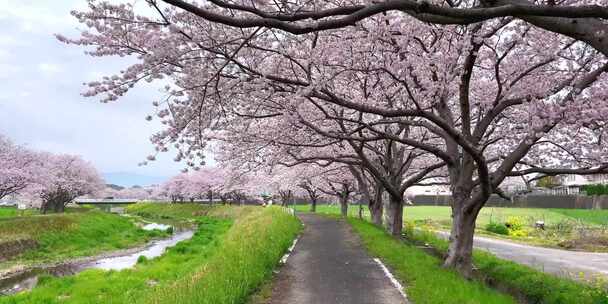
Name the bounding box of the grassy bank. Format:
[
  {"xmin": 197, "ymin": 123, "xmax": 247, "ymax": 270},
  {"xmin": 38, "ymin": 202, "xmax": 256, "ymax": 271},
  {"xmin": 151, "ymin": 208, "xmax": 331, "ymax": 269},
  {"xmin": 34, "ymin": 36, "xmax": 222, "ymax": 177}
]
[
  {"xmin": 349, "ymin": 218, "xmax": 516, "ymax": 304},
  {"xmin": 0, "ymin": 210, "xmax": 164, "ymax": 269},
  {"xmin": 1, "ymin": 217, "xmax": 232, "ymax": 304},
  {"xmin": 2, "ymin": 204, "xmax": 301, "ymax": 304},
  {"xmin": 126, "ymin": 203, "xmax": 210, "ymax": 221}
]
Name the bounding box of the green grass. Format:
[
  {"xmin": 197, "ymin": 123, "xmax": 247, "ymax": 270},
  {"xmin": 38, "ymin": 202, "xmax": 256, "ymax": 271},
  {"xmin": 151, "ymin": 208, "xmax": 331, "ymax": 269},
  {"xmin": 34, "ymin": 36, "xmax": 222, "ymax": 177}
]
[
  {"xmin": 0, "ymin": 207, "xmax": 35, "ymax": 219},
  {"xmin": 0, "ymin": 217, "xmax": 232, "ymax": 304},
  {"xmin": 409, "ymin": 228, "xmax": 608, "ymax": 304},
  {"xmin": 403, "ymin": 206, "xmax": 579, "ymax": 226},
  {"xmin": 126, "ymin": 203, "xmax": 210, "ymax": 220},
  {"xmin": 300, "ymin": 204, "xmax": 608, "ymax": 249},
  {"xmin": 552, "ymin": 209, "xmax": 608, "ymax": 225},
  {"xmin": 0, "ymin": 210, "xmax": 165, "ymax": 267},
  {"xmin": 1, "ymin": 204, "xmax": 301, "ymax": 304},
  {"xmin": 149, "ymin": 206, "xmax": 302, "ymax": 304},
  {"xmin": 306, "ymin": 205, "xmax": 608, "ymax": 302},
  {"xmin": 299, "ymin": 204, "xmax": 606, "ymax": 227},
  {"xmin": 349, "ymin": 218, "xmax": 516, "ymax": 304},
  {"xmin": 295, "ymin": 204, "xmax": 368, "ymax": 218}
]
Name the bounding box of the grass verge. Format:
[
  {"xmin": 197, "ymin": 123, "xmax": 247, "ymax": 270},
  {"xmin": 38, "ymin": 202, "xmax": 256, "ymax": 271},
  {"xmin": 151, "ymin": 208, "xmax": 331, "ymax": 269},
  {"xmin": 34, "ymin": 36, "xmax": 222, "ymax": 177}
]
[
  {"xmin": 305, "ymin": 205, "xmax": 608, "ymax": 303},
  {"xmin": 349, "ymin": 218, "xmax": 516, "ymax": 304},
  {"xmin": 148, "ymin": 206, "xmax": 301, "ymax": 304},
  {"xmin": 409, "ymin": 228, "xmax": 608, "ymax": 304}
]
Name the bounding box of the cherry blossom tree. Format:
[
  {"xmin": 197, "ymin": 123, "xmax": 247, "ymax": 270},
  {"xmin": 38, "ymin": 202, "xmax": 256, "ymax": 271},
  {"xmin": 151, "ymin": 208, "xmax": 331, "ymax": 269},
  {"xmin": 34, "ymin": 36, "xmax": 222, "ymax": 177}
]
[
  {"xmin": 28, "ymin": 153, "xmax": 105, "ymax": 213},
  {"xmin": 160, "ymin": 167, "xmax": 227, "ymax": 202},
  {"xmin": 0, "ymin": 135, "xmax": 39, "ymax": 200},
  {"xmin": 62, "ymin": 2, "xmax": 608, "ymax": 277},
  {"xmin": 159, "ymin": 0, "xmax": 608, "ymax": 57}
]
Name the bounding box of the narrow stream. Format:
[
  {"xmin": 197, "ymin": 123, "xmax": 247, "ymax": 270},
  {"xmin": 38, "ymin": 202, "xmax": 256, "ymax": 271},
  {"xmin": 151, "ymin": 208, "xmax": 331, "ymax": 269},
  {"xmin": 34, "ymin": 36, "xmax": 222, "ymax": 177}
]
[
  {"xmin": 0, "ymin": 227, "xmax": 194, "ymax": 296},
  {"xmin": 89, "ymin": 230, "xmax": 193, "ymax": 271}
]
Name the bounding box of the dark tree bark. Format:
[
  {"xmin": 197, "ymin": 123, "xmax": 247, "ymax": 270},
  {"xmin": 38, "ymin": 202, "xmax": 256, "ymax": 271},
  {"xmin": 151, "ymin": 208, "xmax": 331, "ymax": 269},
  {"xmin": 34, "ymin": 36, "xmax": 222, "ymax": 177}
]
[
  {"xmin": 443, "ymin": 201, "xmax": 479, "ymax": 278},
  {"xmin": 385, "ymin": 194, "xmax": 404, "ymax": 236},
  {"xmin": 279, "ymin": 190, "xmax": 292, "ymax": 207},
  {"xmin": 370, "ymin": 182, "xmax": 384, "ymax": 226},
  {"xmin": 311, "ymin": 197, "xmax": 317, "ymax": 212},
  {"xmin": 298, "ymin": 180, "xmax": 320, "ymax": 212},
  {"xmin": 339, "ymin": 193, "xmax": 349, "ymax": 217}
]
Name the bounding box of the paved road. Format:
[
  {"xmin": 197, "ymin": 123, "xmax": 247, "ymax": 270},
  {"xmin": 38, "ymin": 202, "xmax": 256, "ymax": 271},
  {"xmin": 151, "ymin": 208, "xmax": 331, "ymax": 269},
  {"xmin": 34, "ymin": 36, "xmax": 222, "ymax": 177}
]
[
  {"xmin": 268, "ymin": 214, "xmax": 408, "ymax": 304},
  {"xmin": 437, "ymin": 231, "xmax": 608, "ymax": 279}
]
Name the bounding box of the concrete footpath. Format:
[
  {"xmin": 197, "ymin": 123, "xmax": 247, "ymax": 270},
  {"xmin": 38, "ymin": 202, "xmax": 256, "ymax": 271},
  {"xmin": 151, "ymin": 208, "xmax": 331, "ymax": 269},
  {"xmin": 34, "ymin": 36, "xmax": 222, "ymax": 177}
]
[{"xmin": 268, "ymin": 214, "xmax": 408, "ymax": 304}]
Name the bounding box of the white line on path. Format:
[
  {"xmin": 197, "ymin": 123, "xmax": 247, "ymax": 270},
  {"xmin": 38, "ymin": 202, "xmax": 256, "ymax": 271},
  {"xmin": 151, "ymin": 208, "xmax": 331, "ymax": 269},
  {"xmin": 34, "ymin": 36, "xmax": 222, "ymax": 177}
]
[
  {"xmin": 280, "ymin": 237, "xmax": 300, "ymax": 264},
  {"xmin": 373, "ymin": 258, "xmax": 409, "ymax": 301}
]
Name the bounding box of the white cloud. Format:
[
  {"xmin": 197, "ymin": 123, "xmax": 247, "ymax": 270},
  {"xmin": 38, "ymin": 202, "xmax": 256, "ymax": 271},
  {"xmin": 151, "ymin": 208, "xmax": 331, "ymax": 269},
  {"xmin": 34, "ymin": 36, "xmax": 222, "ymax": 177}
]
[
  {"xmin": 38, "ymin": 63, "xmax": 63, "ymax": 75},
  {"xmin": 0, "ymin": 0, "xmax": 192, "ymax": 185}
]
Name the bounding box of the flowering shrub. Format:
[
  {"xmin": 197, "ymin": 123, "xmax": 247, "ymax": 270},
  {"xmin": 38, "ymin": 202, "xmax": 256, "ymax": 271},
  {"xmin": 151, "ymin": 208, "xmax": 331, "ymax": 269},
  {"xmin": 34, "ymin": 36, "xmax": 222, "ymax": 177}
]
[
  {"xmin": 505, "ymin": 216, "xmax": 528, "ymax": 237},
  {"xmin": 486, "ymin": 221, "xmax": 509, "ymax": 235}
]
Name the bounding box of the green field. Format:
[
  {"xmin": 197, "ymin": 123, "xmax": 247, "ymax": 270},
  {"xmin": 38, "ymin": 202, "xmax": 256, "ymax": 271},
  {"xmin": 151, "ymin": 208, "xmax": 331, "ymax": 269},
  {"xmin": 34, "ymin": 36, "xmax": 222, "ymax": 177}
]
[
  {"xmin": 0, "ymin": 207, "xmax": 36, "ymax": 219},
  {"xmin": 296, "ymin": 204, "xmax": 608, "ymax": 250},
  {"xmin": 405, "ymin": 206, "xmax": 574, "ymax": 225},
  {"xmin": 296, "ymin": 204, "xmax": 600, "ymax": 226}
]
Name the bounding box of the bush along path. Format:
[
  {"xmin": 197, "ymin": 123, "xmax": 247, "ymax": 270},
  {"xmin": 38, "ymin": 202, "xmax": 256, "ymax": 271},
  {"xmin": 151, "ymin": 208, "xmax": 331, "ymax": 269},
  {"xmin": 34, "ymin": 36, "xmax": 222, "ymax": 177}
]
[{"xmin": 267, "ymin": 213, "xmax": 408, "ymax": 304}]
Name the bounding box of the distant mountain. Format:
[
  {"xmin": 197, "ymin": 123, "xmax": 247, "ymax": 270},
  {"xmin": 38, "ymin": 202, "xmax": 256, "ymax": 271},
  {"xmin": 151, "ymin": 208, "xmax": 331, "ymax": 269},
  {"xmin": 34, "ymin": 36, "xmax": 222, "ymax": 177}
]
[
  {"xmin": 105, "ymin": 183, "xmax": 125, "ymax": 191},
  {"xmin": 103, "ymin": 172, "xmax": 168, "ymax": 187}
]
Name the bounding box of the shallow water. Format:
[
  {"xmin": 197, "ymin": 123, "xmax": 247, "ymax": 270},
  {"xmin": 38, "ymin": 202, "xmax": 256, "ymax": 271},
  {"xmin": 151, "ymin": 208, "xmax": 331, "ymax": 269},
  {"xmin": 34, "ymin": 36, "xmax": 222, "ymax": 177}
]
[
  {"xmin": 142, "ymin": 223, "xmax": 172, "ymax": 231},
  {"xmin": 0, "ymin": 229, "xmax": 194, "ymax": 295},
  {"xmin": 89, "ymin": 230, "xmax": 193, "ymax": 271}
]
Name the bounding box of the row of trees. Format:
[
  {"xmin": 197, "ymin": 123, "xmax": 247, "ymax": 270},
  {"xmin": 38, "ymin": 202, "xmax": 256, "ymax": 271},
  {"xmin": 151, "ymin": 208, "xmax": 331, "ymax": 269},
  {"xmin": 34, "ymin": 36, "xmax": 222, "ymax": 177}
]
[
  {"xmin": 0, "ymin": 135, "xmax": 104, "ymax": 213},
  {"xmin": 63, "ymin": 0, "xmax": 608, "ymax": 277}
]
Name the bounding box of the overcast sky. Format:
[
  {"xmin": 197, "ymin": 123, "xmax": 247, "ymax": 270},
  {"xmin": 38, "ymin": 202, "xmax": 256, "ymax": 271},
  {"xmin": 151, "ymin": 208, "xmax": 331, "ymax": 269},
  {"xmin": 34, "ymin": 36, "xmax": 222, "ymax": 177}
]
[{"xmin": 0, "ymin": 1, "xmax": 195, "ymax": 186}]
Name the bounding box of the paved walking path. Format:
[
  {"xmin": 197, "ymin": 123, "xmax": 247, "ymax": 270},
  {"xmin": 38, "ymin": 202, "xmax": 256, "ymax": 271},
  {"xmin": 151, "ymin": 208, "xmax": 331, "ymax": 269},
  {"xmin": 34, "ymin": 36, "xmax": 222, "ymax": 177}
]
[
  {"xmin": 268, "ymin": 214, "xmax": 408, "ymax": 304},
  {"xmin": 437, "ymin": 231, "xmax": 608, "ymax": 279}
]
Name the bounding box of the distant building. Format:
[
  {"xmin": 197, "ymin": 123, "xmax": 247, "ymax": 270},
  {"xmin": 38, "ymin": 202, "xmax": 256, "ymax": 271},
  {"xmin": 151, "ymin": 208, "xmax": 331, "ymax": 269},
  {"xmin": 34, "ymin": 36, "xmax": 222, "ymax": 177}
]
[{"xmin": 560, "ymin": 174, "xmax": 608, "ymax": 194}]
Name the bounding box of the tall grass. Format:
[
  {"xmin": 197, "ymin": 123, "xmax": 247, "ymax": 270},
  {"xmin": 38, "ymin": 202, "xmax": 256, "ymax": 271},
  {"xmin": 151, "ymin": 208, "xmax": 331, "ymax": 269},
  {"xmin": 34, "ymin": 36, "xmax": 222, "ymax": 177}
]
[
  {"xmin": 349, "ymin": 218, "xmax": 516, "ymax": 304},
  {"xmin": 149, "ymin": 206, "xmax": 302, "ymax": 304}
]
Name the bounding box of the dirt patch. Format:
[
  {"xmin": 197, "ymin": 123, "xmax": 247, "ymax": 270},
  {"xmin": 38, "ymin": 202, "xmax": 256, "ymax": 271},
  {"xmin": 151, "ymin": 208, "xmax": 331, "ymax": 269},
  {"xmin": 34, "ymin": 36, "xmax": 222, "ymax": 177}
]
[
  {"xmin": 0, "ymin": 239, "xmax": 38, "ymax": 262},
  {"xmin": 559, "ymin": 236, "xmax": 608, "ymax": 251}
]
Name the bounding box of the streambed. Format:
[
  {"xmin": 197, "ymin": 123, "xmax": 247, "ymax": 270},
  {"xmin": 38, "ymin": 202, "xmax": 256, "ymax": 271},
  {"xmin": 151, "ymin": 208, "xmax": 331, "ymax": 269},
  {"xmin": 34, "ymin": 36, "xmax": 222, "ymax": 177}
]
[{"xmin": 0, "ymin": 227, "xmax": 193, "ymax": 295}]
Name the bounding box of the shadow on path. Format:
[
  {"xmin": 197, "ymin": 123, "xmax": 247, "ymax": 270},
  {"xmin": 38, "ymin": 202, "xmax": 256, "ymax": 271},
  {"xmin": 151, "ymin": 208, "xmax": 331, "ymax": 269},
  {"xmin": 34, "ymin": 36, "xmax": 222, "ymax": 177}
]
[{"xmin": 268, "ymin": 214, "xmax": 408, "ymax": 304}]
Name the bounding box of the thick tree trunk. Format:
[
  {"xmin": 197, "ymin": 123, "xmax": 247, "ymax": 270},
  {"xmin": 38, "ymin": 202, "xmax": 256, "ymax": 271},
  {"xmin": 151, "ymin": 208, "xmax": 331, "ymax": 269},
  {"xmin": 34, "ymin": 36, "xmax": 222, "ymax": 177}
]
[
  {"xmin": 310, "ymin": 198, "xmax": 317, "ymax": 212},
  {"xmin": 370, "ymin": 205, "xmax": 383, "ymax": 226},
  {"xmin": 385, "ymin": 194, "xmax": 403, "ymax": 236},
  {"xmin": 339, "ymin": 195, "xmax": 348, "ymax": 217},
  {"xmin": 369, "ymin": 186, "xmax": 384, "ymax": 226},
  {"xmin": 54, "ymin": 201, "xmax": 65, "ymax": 213},
  {"xmin": 443, "ymin": 200, "xmax": 479, "ymax": 278}
]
